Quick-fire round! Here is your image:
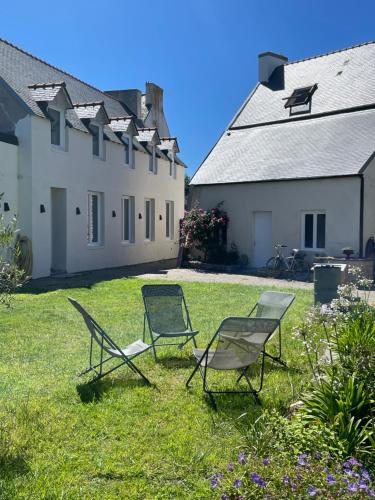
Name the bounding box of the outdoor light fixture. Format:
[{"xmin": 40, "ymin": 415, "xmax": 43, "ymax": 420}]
[
  {"xmin": 40, "ymin": 204, "xmax": 46, "ymax": 213},
  {"xmin": 3, "ymin": 202, "xmax": 9, "ymax": 212},
  {"xmin": 112, "ymin": 210, "xmax": 116, "ymax": 218},
  {"xmin": 159, "ymin": 214, "xmax": 163, "ymax": 220},
  {"xmin": 138, "ymin": 213, "xmax": 142, "ymax": 219},
  {"xmin": 76, "ymin": 207, "xmax": 81, "ymax": 215}
]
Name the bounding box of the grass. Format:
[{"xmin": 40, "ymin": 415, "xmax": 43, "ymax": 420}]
[{"xmin": 0, "ymin": 277, "xmax": 312, "ymax": 499}]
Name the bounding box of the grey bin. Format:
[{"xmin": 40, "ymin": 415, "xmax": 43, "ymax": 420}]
[{"xmin": 313, "ymin": 264, "xmax": 347, "ymax": 305}]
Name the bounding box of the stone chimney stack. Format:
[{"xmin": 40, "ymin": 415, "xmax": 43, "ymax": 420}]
[
  {"xmin": 105, "ymin": 89, "xmax": 142, "ymax": 119},
  {"xmin": 258, "ymin": 52, "xmax": 288, "ymax": 83}
]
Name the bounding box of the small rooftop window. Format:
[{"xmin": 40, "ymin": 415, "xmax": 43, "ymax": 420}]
[{"xmin": 283, "ymin": 84, "xmax": 317, "ymax": 114}]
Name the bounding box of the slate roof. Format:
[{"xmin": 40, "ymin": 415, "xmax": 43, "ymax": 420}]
[
  {"xmin": 136, "ymin": 128, "xmax": 160, "ymax": 144},
  {"xmin": 28, "ymin": 82, "xmax": 73, "ymax": 107},
  {"xmin": 109, "ymin": 117, "xmax": 136, "ymax": 134},
  {"xmin": 192, "ymin": 41, "xmax": 375, "ymax": 185},
  {"xmin": 159, "ymin": 137, "xmax": 180, "ymax": 153},
  {"xmin": 73, "ymin": 102, "xmax": 109, "ymax": 122},
  {"xmin": 192, "ymin": 109, "xmax": 375, "ymax": 185}
]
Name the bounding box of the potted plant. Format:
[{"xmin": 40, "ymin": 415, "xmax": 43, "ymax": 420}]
[{"xmin": 342, "ymin": 247, "xmax": 354, "ymax": 260}]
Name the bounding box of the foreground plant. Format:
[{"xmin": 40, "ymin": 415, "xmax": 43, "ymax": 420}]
[{"xmin": 210, "ymin": 450, "xmax": 375, "ymax": 498}]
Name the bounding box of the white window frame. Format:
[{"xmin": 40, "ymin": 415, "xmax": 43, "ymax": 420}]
[
  {"xmin": 90, "ymin": 121, "xmax": 104, "ymax": 159},
  {"xmin": 87, "ymin": 191, "xmax": 103, "ymax": 246},
  {"xmin": 49, "ymin": 105, "xmax": 66, "ymax": 150},
  {"xmin": 122, "ymin": 133, "xmax": 133, "ymax": 168},
  {"xmin": 145, "ymin": 198, "xmax": 155, "ymax": 241},
  {"xmin": 301, "ymin": 211, "xmax": 326, "ymax": 251},
  {"xmin": 122, "ymin": 195, "xmax": 135, "ymax": 244},
  {"xmin": 165, "ymin": 200, "xmax": 174, "ymax": 240}
]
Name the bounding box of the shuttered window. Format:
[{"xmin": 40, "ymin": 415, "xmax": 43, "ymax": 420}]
[
  {"xmin": 50, "ymin": 108, "xmax": 61, "ymax": 146},
  {"xmin": 165, "ymin": 201, "xmax": 174, "ymax": 239},
  {"xmin": 145, "ymin": 198, "xmax": 155, "ymax": 241},
  {"xmin": 122, "ymin": 196, "xmax": 135, "ymax": 243}
]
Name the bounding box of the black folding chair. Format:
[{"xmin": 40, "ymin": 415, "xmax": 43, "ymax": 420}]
[{"xmin": 68, "ymin": 298, "xmax": 152, "ymax": 385}]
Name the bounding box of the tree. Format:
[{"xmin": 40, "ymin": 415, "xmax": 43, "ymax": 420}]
[
  {"xmin": 184, "ymin": 174, "xmax": 191, "ymax": 197},
  {"xmin": 0, "ymin": 194, "xmax": 26, "ymax": 306}
]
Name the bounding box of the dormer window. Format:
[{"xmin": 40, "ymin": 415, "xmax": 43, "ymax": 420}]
[
  {"xmin": 169, "ymin": 152, "xmax": 176, "ymax": 179},
  {"xmin": 90, "ymin": 124, "xmax": 102, "ymax": 157},
  {"xmin": 122, "ymin": 134, "xmax": 133, "ymax": 167},
  {"xmin": 49, "ymin": 107, "xmax": 65, "ymax": 147},
  {"xmin": 284, "ymin": 84, "xmax": 317, "ymax": 115},
  {"xmin": 149, "ymin": 145, "xmax": 157, "ymax": 174}
]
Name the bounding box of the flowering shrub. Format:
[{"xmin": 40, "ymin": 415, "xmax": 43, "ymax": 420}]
[
  {"xmin": 180, "ymin": 203, "xmax": 229, "ymax": 262},
  {"xmin": 210, "ymin": 450, "xmax": 375, "ymax": 498}
]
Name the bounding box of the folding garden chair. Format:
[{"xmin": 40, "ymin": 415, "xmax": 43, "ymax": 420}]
[
  {"xmin": 141, "ymin": 284, "xmax": 198, "ymax": 360},
  {"xmin": 186, "ymin": 316, "xmax": 280, "ymax": 407},
  {"xmin": 248, "ymin": 291, "xmax": 295, "ymax": 366},
  {"xmin": 68, "ymin": 298, "xmax": 152, "ymax": 385}
]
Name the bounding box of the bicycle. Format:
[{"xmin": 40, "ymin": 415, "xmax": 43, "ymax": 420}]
[{"xmin": 266, "ymin": 244, "xmax": 309, "ymax": 278}]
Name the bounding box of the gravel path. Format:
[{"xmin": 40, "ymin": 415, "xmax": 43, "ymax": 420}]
[{"xmin": 137, "ymin": 268, "xmax": 313, "ymax": 290}]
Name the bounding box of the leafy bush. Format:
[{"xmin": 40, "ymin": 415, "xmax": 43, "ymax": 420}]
[{"xmin": 180, "ymin": 203, "xmax": 229, "ymax": 262}]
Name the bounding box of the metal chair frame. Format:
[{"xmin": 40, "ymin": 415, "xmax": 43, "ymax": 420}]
[
  {"xmin": 186, "ymin": 317, "xmax": 279, "ymax": 408},
  {"xmin": 69, "ymin": 298, "xmax": 152, "ymax": 385},
  {"xmin": 142, "ymin": 284, "xmax": 198, "ymax": 360}
]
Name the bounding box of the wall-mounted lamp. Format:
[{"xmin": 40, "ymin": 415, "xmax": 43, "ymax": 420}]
[
  {"xmin": 159, "ymin": 214, "xmax": 163, "ymax": 221},
  {"xmin": 76, "ymin": 207, "xmax": 81, "ymax": 215},
  {"xmin": 138, "ymin": 213, "xmax": 142, "ymax": 219},
  {"xmin": 112, "ymin": 210, "xmax": 116, "ymax": 218},
  {"xmin": 40, "ymin": 204, "xmax": 46, "ymax": 213},
  {"xmin": 3, "ymin": 202, "xmax": 10, "ymax": 212}
]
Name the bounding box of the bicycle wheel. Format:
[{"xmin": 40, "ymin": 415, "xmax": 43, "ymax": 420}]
[{"xmin": 266, "ymin": 256, "xmax": 284, "ymax": 272}]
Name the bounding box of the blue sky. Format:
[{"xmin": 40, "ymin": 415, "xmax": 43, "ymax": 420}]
[{"xmin": 1, "ymin": 0, "xmax": 375, "ymax": 175}]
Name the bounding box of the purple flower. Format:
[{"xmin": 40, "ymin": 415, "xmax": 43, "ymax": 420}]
[
  {"xmin": 315, "ymin": 451, "xmax": 322, "ymax": 460},
  {"xmin": 367, "ymin": 489, "xmax": 375, "ymax": 497},
  {"xmin": 297, "ymin": 453, "xmax": 308, "ymax": 466},
  {"xmin": 283, "ymin": 475, "xmax": 291, "ymax": 485},
  {"xmin": 221, "ymin": 496, "xmax": 229, "ymax": 500},
  {"xmin": 308, "ymin": 486, "xmax": 317, "ymax": 497},
  {"xmin": 296, "ymin": 474, "xmax": 303, "ymax": 481},
  {"xmin": 347, "ymin": 483, "xmax": 358, "ymax": 493},
  {"xmin": 227, "ymin": 463, "xmax": 234, "ymax": 472},
  {"xmin": 359, "ymin": 479, "xmax": 369, "ymax": 490},
  {"xmin": 348, "ymin": 457, "xmax": 362, "ymax": 467},
  {"xmin": 327, "ymin": 474, "xmax": 336, "ymax": 486},
  {"xmin": 250, "ymin": 472, "xmax": 266, "ymax": 488},
  {"xmin": 362, "ymin": 469, "xmax": 371, "ymax": 482},
  {"xmin": 238, "ymin": 451, "xmax": 246, "ymax": 465},
  {"xmin": 234, "ymin": 479, "xmax": 242, "ymax": 489},
  {"xmin": 210, "ymin": 478, "xmax": 218, "ymax": 490},
  {"xmin": 262, "ymin": 457, "xmax": 270, "ymax": 466}
]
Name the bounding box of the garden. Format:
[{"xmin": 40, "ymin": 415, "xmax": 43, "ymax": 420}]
[{"xmin": 1, "ymin": 208, "xmax": 375, "ymax": 499}]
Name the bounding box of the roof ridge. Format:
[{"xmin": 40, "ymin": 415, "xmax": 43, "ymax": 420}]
[
  {"xmin": 286, "ymin": 40, "xmax": 375, "ymax": 66},
  {"xmin": 0, "ymin": 37, "xmax": 125, "ymax": 108}
]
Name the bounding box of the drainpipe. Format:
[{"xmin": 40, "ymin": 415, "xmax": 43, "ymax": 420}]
[{"xmin": 359, "ymin": 174, "xmax": 364, "ymax": 258}]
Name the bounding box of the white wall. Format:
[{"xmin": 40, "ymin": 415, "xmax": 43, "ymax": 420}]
[
  {"xmin": 0, "ymin": 140, "xmax": 18, "ymax": 223},
  {"xmin": 191, "ymin": 177, "xmax": 361, "ymax": 265},
  {"xmin": 363, "ymin": 157, "xmax": 375, "ymax": 250},
  {"xmin": 16, "ymin": 115, "xmax": 184, "ymax": 278}
]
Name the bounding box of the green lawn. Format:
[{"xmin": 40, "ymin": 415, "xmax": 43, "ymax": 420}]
[{"xmin": 0, "ymin": 278, "xmax": 312, "ymax": 499}]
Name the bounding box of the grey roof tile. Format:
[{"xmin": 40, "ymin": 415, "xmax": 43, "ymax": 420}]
[
  {"xmin": 136, "ymin": 128, "xmax": 160, "ymax": 144},
  {"xmin": 191, "ymin": 109, "xmax": 375, "ymax": 185}
]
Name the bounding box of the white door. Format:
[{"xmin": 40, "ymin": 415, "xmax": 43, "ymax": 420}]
[{"xmin": 253, "ymin": 211, "xmax": 273, "ymax": 268}]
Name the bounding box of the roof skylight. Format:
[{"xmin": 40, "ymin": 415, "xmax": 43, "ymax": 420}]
[{"xmin": 284, "ymin": 84, "xmax": 318, "ymax": 109}]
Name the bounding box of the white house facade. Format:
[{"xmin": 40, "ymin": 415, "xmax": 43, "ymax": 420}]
[
  {"xmin": 191, "ymin": 42, "xmax": 375, "ymax": 266},
  {"xmin": 0, "ymin": 39, "xmax": 185, "ymax": 278}
]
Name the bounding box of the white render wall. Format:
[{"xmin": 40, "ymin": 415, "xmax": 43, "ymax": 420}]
[
  {"xmin": 0, "ymin": 140, "xmax": 18, "ymax": 224},
  {"xmin": 15, "ymin": 115, "xmax": 184, "ymax": 278},
  {"xmin": 191, "ymin": 177, "xmax": 362, "ymax": 265}
]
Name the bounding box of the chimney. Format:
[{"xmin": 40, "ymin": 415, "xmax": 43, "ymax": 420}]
[
  {"xmin": 144, "ymin": 82, "xmax": 170, "ymax": 137},
  {"xmin": 258, "ymin": 52, "xmax": 288, "ymax": 83},
  {"xmin": 105, "ymin": 89, "xmax": 142, "ymax": 119}
]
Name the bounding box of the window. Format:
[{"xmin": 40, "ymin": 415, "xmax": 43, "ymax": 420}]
[
  {"xmin": 90, "ymin": 124, "xmax": 103, "ymax": 158},
  {"xmin": 284, "ymin": 84, "xmax": 317, "ymax": 115},
  {"xmin": 169, "ymin": 152, "xmax": 176, "ymax": 179},
  {"xmin": 145, "ymin": 198, "xmax": 155, "ymax": 241},
  {"xmin": 301, "ymin": 211, "xmax": 326, "ymax": 250},
  {"xmin": 165, "ymin": 201, "xmax": 174, "ymax": 239},
  {"xmin": 123, "ymin": 134, "xmax": 133, "ymax": 167},
  {"xmin": 149, "ymin": 146, "xmax": 157, "ymax": 174},
  {"xmin": 88, "ymin": 192, "xmax": 103, "ymax": 245},
  {"xmin": 122, "ymin": 196, "xmax": 135, "ymax": 243},
  {"xmin": 49, "ymin": 107, "xmax": 65, "ymax": 148}
]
